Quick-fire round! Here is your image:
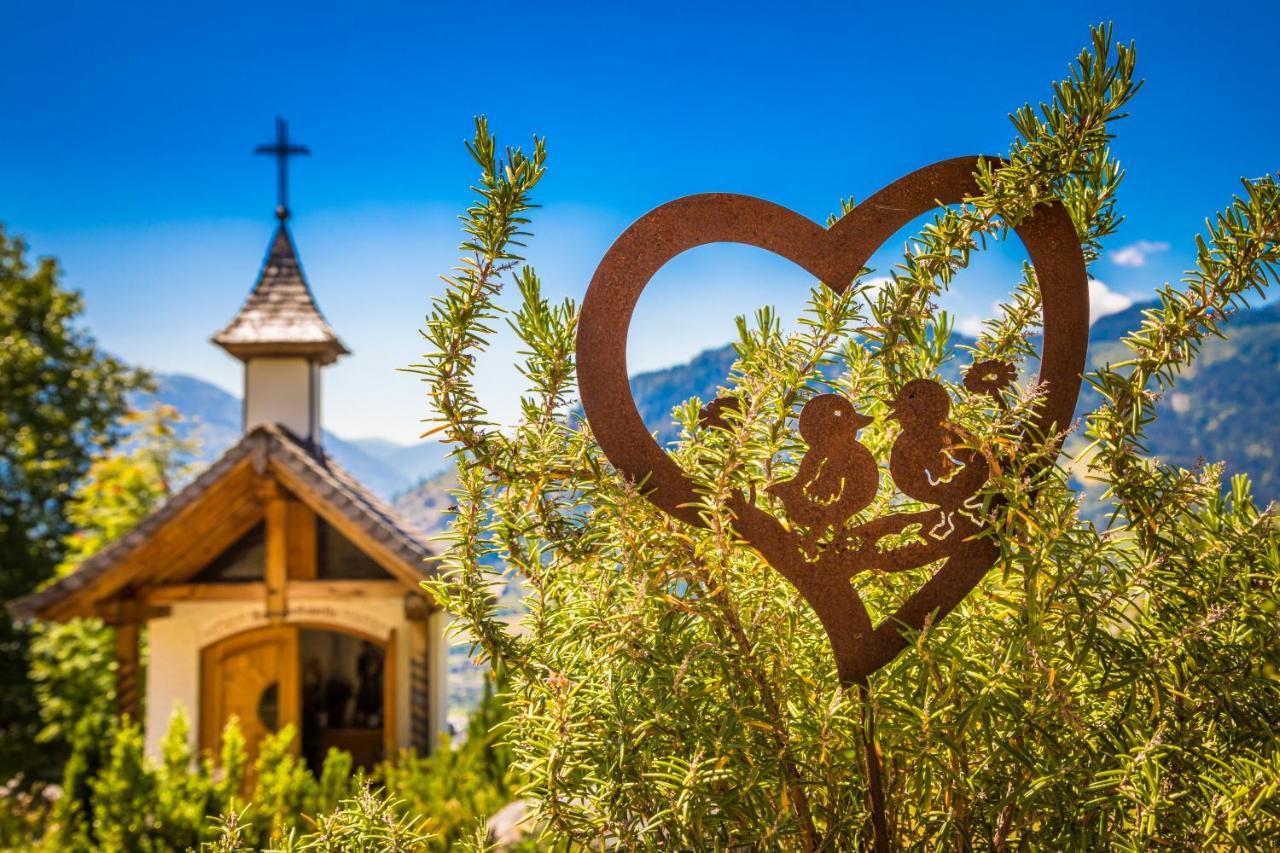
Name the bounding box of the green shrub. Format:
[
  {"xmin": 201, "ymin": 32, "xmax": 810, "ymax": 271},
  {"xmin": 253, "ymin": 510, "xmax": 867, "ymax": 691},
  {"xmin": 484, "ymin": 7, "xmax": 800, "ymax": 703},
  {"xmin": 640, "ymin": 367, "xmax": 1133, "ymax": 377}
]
[
  {"xmin": 153, "ymin": 712, "xmax": 214, "ymax": 849},
  {"xmin": 0, "ymin": 775, "xmax": 56, "ymax": 852},
  {"xmin": 215, "ymin": 716, "xmax": 247, "ymax": 810},
  {"xmin": 380, "ymin": 742, "xmax": 510, "ymax": 848},
  {"xmin": 88, "ymin": 718, "xmax": 155, "ymax": 850},
  {"xmin": 205, "ymin": 786, "xmax": 436, "ymax": 853},
  {"xmin": 316, "ymin": 748, "xmax": 354, "ymax": 815},
  {"xmin": 6, "ymin": 679, "xmax": 522, "ymax": 851},
  {"xmin": 28, "ymin": 618, "xmax": 115, "ymax": 750},
  {"xmin": 247, "ymin": 725, "xmax": 321, "ymax": 842},
  {"xmin": 47, "ymin": 713, "xmax": 111, "ymax": 851},
  {"xmin": 417, "ymin": 26, "xmax": 1280, "ymax": 850},
  {"xmin": 381, "ymin": 667, "xmax": 520, "ymax": 847}
]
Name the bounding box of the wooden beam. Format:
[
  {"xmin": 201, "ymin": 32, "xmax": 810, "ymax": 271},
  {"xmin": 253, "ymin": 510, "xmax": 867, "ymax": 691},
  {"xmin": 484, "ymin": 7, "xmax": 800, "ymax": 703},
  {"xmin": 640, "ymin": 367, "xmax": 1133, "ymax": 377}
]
[
  {"xmin": 151, "ymin": 493, "xmax": 262, "ymax": 584},
  {"xmin": 384, "ymin": 627, "xmax": 398, "ymax": 759},
  {"xmin": 95, "ymin": 597, "xmax": 170, "ymax": 625},
  {"xmin": 143, "ymin": 583, "xmax": 266, "ymax": 604},
  {"xmin": 143, "ymin": 580, "xmax": 406, "ymax": 604},
  {"xmin": 287, "ymin": 580, "xmax": 407, "ymax": 599},
  {"xmin": 260, "ymin": 479, "xmax": 289, "ymax": 619},
  {"xmin": 43, "ymin": 458, "xmax": 261, "ymax": 621},
  {"xmin": 115, "ymin": 623, "xmax": 141, "ymax": 721}
]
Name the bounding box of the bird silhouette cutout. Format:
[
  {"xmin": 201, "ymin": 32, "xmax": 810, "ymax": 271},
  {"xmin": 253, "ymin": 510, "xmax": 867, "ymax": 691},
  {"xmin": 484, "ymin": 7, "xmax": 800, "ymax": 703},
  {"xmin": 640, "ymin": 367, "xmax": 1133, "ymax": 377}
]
[
  {"xmin": 888, "ymin": 379, "xmax": 989, "ymax": 524},
  {"xmin": 768, "ymin": 394, "xmax": 879, "ymax": 541}
]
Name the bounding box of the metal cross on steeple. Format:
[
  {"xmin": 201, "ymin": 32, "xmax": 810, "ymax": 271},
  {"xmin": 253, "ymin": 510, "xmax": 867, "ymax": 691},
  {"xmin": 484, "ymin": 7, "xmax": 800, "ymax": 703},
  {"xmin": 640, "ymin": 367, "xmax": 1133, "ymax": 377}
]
[{"xmin": 254, "ymin": 117, "xmax": 310, "ymax": 221}]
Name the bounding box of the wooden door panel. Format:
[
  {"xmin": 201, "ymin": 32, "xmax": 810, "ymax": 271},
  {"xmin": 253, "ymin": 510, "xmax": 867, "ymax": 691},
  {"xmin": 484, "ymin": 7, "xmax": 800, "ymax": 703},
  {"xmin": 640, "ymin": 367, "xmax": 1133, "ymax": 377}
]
[{"xmin": 200, "ymin": 625, "xmax": 299, "ymax": 761}]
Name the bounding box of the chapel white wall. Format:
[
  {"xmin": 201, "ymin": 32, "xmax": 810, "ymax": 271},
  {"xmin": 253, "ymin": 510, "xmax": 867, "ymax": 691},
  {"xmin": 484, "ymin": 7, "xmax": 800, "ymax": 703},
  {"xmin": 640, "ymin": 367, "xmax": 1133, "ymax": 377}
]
[
  {"xmin": 244, "ymin": 358, "xmax": 316, "ymax": 440},
  {"xmin": 143, "ymin": 596, "xmax": 422, "ymax": 760}
]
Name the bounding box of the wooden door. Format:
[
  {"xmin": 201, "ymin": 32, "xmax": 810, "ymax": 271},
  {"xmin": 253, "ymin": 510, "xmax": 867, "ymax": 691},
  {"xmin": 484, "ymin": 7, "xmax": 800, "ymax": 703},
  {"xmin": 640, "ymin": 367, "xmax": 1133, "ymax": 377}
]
[{"xmin": 200, "ymin": 625, "xmax": 300, "ymax": 761}]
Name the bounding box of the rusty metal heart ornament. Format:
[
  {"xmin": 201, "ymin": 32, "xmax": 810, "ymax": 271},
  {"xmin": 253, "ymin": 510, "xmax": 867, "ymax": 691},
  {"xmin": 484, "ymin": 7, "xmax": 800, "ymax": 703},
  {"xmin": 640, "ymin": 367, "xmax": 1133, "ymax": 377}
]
[{"xmin": 577, "ymin": 157, "xmax": 1088, "ymax": 686}]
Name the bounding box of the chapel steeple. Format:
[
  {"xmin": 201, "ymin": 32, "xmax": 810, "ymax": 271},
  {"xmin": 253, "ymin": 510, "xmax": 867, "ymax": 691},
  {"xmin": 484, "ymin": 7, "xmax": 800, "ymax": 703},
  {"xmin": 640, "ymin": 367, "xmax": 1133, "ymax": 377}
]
[{"xmin": 211, "ymin": 118, "xmax": 348, "ymax": 444}]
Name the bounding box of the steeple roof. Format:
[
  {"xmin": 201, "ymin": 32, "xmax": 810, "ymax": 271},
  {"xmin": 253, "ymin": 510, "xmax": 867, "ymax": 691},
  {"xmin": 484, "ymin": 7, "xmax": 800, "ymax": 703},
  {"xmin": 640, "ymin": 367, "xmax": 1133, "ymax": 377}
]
[{"xmin": 212, "ymin": 225, "xmax": 350, "ymax": 364}]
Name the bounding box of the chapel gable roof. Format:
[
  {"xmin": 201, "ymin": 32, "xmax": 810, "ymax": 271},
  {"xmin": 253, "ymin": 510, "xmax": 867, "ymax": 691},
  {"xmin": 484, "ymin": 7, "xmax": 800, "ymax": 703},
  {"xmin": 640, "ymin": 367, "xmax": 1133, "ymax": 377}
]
[{"xmin": 9, "ymin": 425, "xmax": 434, "ymax": 622}]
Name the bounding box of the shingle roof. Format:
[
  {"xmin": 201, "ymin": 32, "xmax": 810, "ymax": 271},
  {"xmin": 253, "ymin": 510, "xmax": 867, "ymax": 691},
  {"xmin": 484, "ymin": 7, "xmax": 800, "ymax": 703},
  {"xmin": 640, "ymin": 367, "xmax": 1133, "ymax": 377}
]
[
  {"xmin": 212, "ymin": 226, "xmax": 350, "ymax": 364},
  {"xmin": 8, "ymin": 425, "xmax": 434, "ymax": 622}
]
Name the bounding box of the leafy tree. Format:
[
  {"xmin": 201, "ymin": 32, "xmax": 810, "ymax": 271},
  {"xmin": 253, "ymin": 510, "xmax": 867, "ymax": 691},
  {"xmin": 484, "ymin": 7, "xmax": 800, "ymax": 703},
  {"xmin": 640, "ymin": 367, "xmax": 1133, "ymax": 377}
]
[
  {"xmin": 0, "ymin": 227, "xmax": 148, "ymax": 778},
  {"xmin": 419, "ymin": 26, "xmax": 1280, "ymax": 849},
  {"xmin": 28, "ymin": 618, "xmax": 116, "ymax": 752},
  {"xmin": 25, "ymin": 407, "xmax": 191, "ymax": 849},
  {"xmin": 28, "ymin": 406, "xmax": 191, "ymax": 750},
  {"xmin": 55, "ymin": 406, "xmax": 189, "ymax": 565}
]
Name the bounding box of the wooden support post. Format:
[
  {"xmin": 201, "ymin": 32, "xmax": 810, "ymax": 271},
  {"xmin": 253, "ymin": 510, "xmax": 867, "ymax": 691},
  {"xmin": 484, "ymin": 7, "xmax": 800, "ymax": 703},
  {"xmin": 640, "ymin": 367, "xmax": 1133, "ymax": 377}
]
[
  {"xmin": 258, "ymin": 479, "xmax": 289, "ymax": 619},
  {"xmin": 384, "ymin": 628, "xmax": 398, "ymax": 759},
  {"xmin": 95, "ymin": 596, "xmax": 166, "ymax": 724},
  {"xmin": 115, "ymin": 622, "xmax": 142, "ymax": 721},
  {"xmin": 408, "ymin": 621, "xmax": 431, "ymax": 753}
]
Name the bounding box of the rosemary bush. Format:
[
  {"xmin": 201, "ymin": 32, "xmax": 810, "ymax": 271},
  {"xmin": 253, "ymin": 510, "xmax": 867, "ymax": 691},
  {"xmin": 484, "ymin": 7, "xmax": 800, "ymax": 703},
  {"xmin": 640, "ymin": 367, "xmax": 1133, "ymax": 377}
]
[
  {"xmin": 9, "ymin": 707, "xmax": 514, "ymax": 851},
  {"xmin": 417, "ymin": 26, "xmax": 1280, "ymax": 850}
]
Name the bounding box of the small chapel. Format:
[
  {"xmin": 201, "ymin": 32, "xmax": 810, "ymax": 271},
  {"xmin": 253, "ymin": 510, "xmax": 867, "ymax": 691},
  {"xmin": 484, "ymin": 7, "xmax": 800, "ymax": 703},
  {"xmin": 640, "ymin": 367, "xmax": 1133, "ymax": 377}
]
[{"xmin": 12, "ymin": 122, "xmax": 449, "ymax": 768}]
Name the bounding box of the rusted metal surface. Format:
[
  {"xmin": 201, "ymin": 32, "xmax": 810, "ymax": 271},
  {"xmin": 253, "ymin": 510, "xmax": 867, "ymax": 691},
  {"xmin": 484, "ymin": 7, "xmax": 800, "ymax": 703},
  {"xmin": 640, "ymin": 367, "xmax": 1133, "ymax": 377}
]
[
  {"xmin": 768, "ymin": 394, "xmax": 879, "ymax": 543},
  {"xmin": 577, "ymin": 156, "xmax": 1088, "ymax": 686}
]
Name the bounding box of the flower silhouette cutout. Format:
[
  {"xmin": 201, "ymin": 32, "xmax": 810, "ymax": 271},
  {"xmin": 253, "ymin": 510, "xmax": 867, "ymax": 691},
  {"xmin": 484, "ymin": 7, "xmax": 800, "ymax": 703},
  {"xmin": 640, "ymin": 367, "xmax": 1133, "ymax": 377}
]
[{"xmin": 963, "ymin": 359, "xmax": 1017, "ymax": 398}]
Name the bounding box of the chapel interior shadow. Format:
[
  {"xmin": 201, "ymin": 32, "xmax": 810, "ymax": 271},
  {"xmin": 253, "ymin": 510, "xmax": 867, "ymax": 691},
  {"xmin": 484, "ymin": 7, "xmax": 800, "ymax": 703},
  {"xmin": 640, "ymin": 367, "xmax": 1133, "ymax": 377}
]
[{"xmin": 299, "ymin": 629, "xmax": 385, "ymax": 770}]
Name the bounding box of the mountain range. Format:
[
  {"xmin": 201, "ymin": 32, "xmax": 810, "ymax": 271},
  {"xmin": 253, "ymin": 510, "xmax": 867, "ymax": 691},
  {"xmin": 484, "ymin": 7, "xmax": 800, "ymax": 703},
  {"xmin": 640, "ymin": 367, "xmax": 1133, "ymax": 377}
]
[
  {"xmin": 615, "ymin": 299, "xmax": 1280, "ymax": 504},
  {"xmin": 152, "ymin": 298, "xmax": 1280, "ymax": 535},
  {"xmin": 1080, "ymin": 299, "xmax": 1280, "ymax": 499},
  {"xmin": 137, "ymin": 374, "xmax": 451, "ymax": 501},
  {"xmin": 394, "ymin": 299, "xmax": 1280, "ymax": 536}
]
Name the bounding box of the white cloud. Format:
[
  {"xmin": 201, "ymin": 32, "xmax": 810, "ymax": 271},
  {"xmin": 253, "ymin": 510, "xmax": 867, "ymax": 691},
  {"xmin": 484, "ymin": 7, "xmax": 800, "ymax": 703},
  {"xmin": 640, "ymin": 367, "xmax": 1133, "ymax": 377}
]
[
  {"xmin": 955, "ymin": 315, "xmax": 987, "ymax": 337},
  {"xmin": 1110, "ymin": 239, "xmax": 1170, "ymax": 268},
  {"xmin": 854, "ymin": 275, "xmax": 893, "ymax": 300},
  {"xmin": 952, "ymin": 283, "xmax": 1131, "ymax": 335},
  {"xmin": 1089, "ymin": 278, "xmax": 1133, "ymax": 324}
]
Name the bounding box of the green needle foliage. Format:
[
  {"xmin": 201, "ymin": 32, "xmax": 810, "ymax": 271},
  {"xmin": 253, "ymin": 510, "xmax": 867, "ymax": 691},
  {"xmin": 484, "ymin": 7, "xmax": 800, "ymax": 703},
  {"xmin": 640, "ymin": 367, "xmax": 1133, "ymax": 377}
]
[{"xmin": 416, "ymin": 25, "xmax": 1280, "ymax": 850}]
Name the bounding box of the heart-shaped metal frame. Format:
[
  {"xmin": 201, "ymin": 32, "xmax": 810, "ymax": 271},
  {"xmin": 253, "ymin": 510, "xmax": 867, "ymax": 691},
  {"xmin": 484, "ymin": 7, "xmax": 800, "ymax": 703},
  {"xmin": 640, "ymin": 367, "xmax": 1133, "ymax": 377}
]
[{"xmin": 577, "ymin": 157, "xmax": 1088, "ymax": 685}]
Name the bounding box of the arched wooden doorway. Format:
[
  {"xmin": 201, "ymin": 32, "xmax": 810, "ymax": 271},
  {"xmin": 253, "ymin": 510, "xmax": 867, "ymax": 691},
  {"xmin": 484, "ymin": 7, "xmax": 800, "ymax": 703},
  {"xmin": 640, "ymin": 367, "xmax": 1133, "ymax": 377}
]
[{"xmin": 200, "ymin": 623, "xmax": 396, "ymax": 769}]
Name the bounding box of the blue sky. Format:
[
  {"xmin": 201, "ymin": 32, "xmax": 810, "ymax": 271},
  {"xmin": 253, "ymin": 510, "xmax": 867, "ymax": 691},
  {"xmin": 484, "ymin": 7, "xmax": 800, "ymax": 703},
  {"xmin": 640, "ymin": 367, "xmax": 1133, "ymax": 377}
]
[{"xmin": 3, "ymin": 1, "xmax": 1277, "ymax": 442}]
